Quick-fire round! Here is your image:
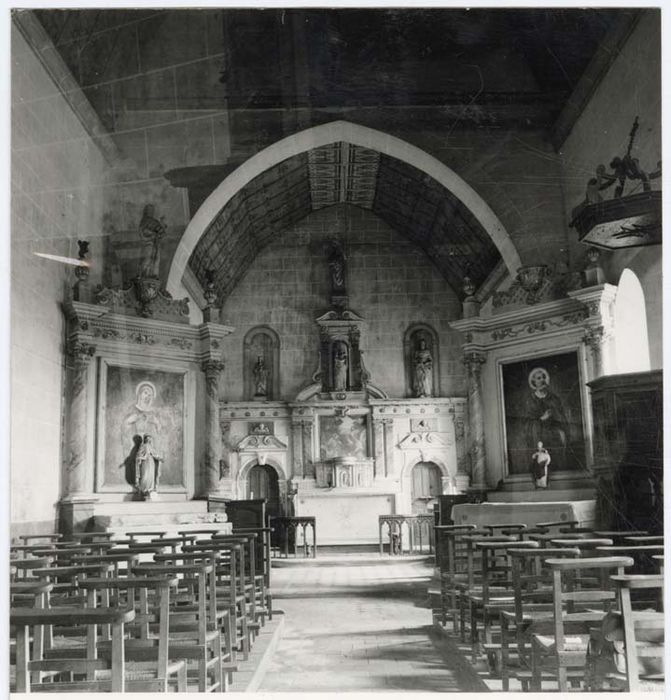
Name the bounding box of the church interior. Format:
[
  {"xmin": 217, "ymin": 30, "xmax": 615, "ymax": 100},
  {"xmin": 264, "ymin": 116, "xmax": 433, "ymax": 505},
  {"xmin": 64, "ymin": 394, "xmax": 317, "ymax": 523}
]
[{"xmin": 9, "ymin": 7, "xmax": 664, "ymax": 693}]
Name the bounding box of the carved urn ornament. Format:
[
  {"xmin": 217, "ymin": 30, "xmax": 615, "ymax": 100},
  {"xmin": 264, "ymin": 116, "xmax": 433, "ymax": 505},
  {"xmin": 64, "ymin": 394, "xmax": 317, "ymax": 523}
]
[{"xmin": 570, "ymin": 117, "xmax": 661, "ymax": 249}]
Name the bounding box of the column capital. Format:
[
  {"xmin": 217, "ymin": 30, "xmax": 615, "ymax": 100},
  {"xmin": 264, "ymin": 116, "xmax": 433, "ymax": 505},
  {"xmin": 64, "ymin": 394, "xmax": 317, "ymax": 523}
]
[
  {"xmin": 201, "ymin": 359, "xmax": 225, "ymax": 375},
  {"xmin": 582, "ymin": 324, "xmax": 608, "ymax": 349},
  {"xmin": 463, "ymin": 351, "xmax": 486, "ymax": 368},
  {"xmin": 67, "ymin": 340, "xmax": 96, "ymax": 365}
]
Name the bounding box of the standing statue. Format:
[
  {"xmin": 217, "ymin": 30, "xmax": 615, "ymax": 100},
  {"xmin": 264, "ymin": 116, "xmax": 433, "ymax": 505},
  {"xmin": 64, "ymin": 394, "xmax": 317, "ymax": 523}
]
[
  {"xmin": 253, "ymin": 355, "xmax": 269, "ymax": 397},
  {"xmin": 138, "ymin": 204, "xmax": 166, "ymax": 279},
  {"xmin": 333, "ymin": 341, "xmax": 348, "ymax": 391},
  {"xmin": 413, "ymin": 337, "xmax": 433, "ymax": 398},
  {"xmin": 328, "ymin": 241, "xmax": 346, "ymax": 293},
  {"xmin": 530, "ymin": 441, "xmax": 551, "ymax": 489},
  {"xmin": 135, "ymin": 434, "xmax": 163, "ymax": 499}
]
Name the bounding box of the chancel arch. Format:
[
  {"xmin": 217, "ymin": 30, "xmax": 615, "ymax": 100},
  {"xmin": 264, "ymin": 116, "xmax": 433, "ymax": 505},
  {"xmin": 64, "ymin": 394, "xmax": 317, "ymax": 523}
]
[{"xmin": 166, "ymin": 120, "xmax": 522, "ymax": 304}]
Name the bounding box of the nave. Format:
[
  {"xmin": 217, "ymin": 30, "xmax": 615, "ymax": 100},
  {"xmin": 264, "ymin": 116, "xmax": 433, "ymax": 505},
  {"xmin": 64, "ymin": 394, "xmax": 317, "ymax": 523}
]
[{"xmin": 260, "ymin": 555, "xmax": 486, "ymax": 692}]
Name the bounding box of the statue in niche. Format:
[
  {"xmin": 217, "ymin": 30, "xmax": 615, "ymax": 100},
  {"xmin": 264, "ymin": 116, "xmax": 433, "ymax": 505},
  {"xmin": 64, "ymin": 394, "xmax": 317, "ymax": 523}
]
[
  {"xmin": 328, "ymin": 240, "xmax": 346, "ymax": 293},
  {"xmin": 333, "ymin": 342, "xmax": 348, "ymax": 391},
  {"xmin": 138, "ymin": 204, "xmax": 166, "ymax": 279},
  {"xmin": 253, "ymin": 355, "xmax": 270, "ymax": 397},
  {"xmin": 122, "ymin": 381, "xmax": 162, "ymax": 485},
  {"xmin": 530, "ymin": 441, "xmax": 551, "ymax": 489},
  {"xmin": 135, "ymin": 434, "xmax": 163, "ymax": 499},
  {"xmin": 412, "ymin": 336, "xmax": 433, "ymax": 398}
]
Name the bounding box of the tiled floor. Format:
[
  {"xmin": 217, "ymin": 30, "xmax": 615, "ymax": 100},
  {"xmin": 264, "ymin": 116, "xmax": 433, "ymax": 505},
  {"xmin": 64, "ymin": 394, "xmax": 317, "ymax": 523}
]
[{"xmin": 259, "ymin": 554, "xmax": 488, "ymax": 692}]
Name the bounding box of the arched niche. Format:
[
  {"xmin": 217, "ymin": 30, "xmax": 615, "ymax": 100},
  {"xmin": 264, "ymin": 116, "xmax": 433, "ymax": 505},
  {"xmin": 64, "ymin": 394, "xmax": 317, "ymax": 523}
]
[
  {"xmin": 614, "ymin": 269, "xmax": 651, "ymax": 374},
  {"xmin": 404, "ymin": 324, "xmax": 440, "ymax": 398},
  {"xmin": 243, "ymin": 326, "xmax": 280, "ymax": 400}
]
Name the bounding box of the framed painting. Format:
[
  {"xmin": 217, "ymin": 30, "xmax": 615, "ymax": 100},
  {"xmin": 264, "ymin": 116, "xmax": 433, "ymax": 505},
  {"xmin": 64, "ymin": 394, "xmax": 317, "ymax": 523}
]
[
  {"xmin": 96, "ymin": 359, "xmax": 192, "ymax": 493},
  {"xmin": 500, "ymin": 350, "xmax": 586, "ymax": 476},
  {"xmin": 319, "ymin": 414, "xmax": 368, "ymax": 461}
]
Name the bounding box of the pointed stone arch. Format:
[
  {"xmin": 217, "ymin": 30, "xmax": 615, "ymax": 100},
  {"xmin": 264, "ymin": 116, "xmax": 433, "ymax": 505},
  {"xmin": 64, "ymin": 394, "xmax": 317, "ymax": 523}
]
[{"xmin": 166, "ymin": 120, "xmax": 521, "ymax": 299}]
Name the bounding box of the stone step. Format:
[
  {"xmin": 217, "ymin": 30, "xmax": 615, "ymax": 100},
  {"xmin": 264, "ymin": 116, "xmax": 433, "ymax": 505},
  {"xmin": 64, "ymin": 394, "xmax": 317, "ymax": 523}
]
[{"xmin": 487, "ymin": 489, "xmax": 595, "ymax": 502}]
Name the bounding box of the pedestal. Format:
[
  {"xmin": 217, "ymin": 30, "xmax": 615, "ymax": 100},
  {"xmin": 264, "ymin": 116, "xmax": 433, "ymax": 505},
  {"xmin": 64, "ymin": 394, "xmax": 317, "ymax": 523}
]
[{"xmin": 59, "ymin": 496, "xmax": 99, "ymax": 538}]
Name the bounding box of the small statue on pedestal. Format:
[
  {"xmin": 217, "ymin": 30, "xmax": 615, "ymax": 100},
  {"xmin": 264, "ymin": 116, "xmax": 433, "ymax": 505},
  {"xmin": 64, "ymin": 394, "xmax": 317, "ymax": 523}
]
[
  {"xmin": 135, "ymin": 434, "xmax": 163, "ymax": 500},
  {"xmin": 412, "ymin": 336, "xmax": 433, "ymax": 398},
  {"xmin": 253, "ymin": 355, "xmax": 269, "ymax": 398},
  {"xmin": 530, "ymin": 441, "xmax": 551, "ymax": 489},
  {"xmin": 333, "ymin": 342, "xmax": 348, "ymax": 391}
]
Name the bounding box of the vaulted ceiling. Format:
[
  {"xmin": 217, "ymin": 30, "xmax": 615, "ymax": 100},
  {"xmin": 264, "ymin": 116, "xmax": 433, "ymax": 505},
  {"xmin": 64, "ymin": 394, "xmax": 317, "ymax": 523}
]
[{"xmin": 189, "ymin": 142, "xmax": 501, "ymax": 300}]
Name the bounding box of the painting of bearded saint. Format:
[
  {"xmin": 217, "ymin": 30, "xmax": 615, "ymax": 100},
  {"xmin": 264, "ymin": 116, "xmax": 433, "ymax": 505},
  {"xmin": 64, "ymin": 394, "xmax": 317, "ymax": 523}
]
[
  {"xmin": 502, "ymin": 352, "xmax": 586, "ymax": 475},
  {"xmin": 101, "ymin": 366, "xmax": 185, "ymax": 490}
]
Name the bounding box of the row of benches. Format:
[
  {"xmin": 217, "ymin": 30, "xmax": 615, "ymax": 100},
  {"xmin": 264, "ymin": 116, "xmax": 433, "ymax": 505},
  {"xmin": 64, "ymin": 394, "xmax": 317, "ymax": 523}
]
[
  {"xmin": 432, "ymin": 521, "xmax": 664, "ymax": 692},
  {"xmin": 10, "ymin": 526, "xmax": 274, "ymax": 692}
]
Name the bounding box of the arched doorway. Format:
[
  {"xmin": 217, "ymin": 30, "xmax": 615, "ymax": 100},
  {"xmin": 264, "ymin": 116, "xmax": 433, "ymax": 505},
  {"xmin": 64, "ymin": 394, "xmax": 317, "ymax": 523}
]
[
  {"xmin": 411, "ymin": 461, "xmax": 442, "ymax": 514},
  {"xmin": 247, "ymin": 464, "xmax": 281, "ymax": 520}
]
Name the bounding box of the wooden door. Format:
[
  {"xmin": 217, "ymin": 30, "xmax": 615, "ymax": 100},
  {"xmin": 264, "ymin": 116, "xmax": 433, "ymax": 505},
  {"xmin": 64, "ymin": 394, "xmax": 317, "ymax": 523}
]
[
  {"xmin": 247, "ymin": 464, "xmax": 281, "ymax": 519},
  {"xmin": 411, "ymin": 461, "xmax": 442, "ymax": 514}
]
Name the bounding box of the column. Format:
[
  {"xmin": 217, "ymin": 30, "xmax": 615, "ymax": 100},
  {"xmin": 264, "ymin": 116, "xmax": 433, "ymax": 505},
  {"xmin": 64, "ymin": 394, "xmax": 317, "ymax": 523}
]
[
  {"xmin": 583, "ymin": 325, "xmax": 605, "ymax": 379},
  {"xmin": 464, "ymin": 352, "xmax": 486, "ymax": 489},
  {"xmin": 373, "ymin": 419, "xmax": 385, "ymax": 478},
  {"xmin": 64, "ymin": 341, "xmax": 96, "ymax": 495},
  {"xmin": 291, "ymin": 419, "xmax": 304, "ymax": 478},
  {"xmin": 301, "ymin": 419, "xmax": 314, "ymax": 478},
  {"xmin": 382, "ymin": 419, "xmax": 394, "ymax": 478},
  {"xmin": 202, "ymin": 360, "xmax": 225, "ymax": 495}
]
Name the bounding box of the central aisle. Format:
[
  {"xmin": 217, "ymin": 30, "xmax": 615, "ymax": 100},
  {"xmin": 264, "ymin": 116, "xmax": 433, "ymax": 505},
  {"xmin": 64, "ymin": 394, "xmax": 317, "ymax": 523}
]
[{"xmin": 259, "ymin": 554, "xmax": 488, "ymax": 692}]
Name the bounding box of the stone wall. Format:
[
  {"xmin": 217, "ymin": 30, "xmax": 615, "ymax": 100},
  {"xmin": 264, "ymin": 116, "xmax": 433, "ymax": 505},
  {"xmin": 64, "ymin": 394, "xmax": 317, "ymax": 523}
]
[
  {"xmin": 558, "ymin": 11, "xmax": 662, "ymax": 367},
  {"xmin": 11, "ymin": 27, "xmax": 107, "ymax": 536},
  {"xmin": 219, "ymin": 204, "xmax": 466, "ymax": 401}
]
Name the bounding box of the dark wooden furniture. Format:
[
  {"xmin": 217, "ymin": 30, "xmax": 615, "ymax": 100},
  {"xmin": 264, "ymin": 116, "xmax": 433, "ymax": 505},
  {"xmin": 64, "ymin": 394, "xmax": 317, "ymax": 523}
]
[{"xmin": 588, "ymin": 370, "xmax": 663, "ymax": 533}]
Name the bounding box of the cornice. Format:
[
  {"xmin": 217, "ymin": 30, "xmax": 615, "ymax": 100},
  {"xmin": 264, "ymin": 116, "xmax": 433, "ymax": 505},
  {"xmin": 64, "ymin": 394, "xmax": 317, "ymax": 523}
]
[
  {"xmin": 64, "ymin": 301, "xmax": 235, "ymax": 363},
  {"xmin": 450, "ymin": 288, "xmax": 617, "ymax": 352}
]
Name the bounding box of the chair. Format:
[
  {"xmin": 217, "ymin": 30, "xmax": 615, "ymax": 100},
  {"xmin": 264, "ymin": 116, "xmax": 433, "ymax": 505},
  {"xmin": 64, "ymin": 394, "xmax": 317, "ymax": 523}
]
[
  {"xmin": 499, "ymin": 546, "xmax": 581, "ymax": 691},
  {"xmin": 133, "ymin": 558, "xmax": 226, "ymax": 691},
  {"xmin": 586, "ymin": 573, "xmax": 664, "ymax": 691},
  {"xmin": 78, "ymin": 575, "xmax": 188, "ymax": 692},
  {"xmin": 11, "ymin": 606, "xmax": 135, "ymax": 692},
  {"xmin": 434, "ymin": 525, "xmax": 476, "ymax": 631},
  {"xmin": 528, "ymin": 555, "xmax": 634, "ymax": 692}
]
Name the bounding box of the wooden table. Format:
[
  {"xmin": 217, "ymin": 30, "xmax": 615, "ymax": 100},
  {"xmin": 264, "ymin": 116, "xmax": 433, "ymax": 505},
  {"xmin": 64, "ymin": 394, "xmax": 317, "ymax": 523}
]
[{"xmin": 10, "ymin": 606, "xmax": 135, "ymax": 692}]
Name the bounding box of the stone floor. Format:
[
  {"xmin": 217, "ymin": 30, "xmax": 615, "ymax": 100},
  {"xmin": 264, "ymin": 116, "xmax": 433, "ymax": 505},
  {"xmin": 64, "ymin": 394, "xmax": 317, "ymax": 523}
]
[{"xmin": 258, "ymin": 554, "xmax": 489, "ymax": 692}]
